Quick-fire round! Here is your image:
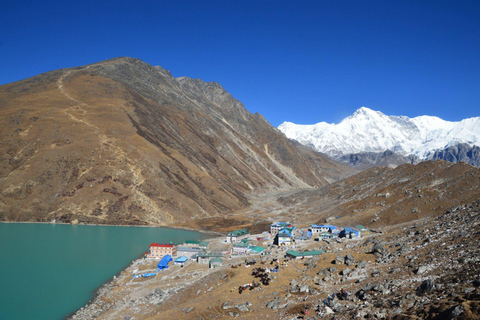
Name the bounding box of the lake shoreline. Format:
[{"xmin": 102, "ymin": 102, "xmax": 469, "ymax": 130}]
[
  {"xmin": 66, "ymin": 232, "xmax": 221, "ymax": 319},
  {"xmin": 67, "ymin": 231, "xmax": 230, "ymax": 320},
  {"xmin": 1, "ymin": 223, "xmax": 212, "ymax": 320},
  {"xmin": 0, "ymin": 220, "xmax": 223, "ymax": 236}
]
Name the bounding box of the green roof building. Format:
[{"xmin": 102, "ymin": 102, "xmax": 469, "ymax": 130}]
[
  {"xmin": 185, "ymin": 240, "xmax": 209, "ymax": 248},
  {"xmin": 226, "ymin": 229, "xmax": 250, "ymax": 243},
  {"xmin": 250, "ymin": 246, "xmax": 265, "ymax": 254},
  {"xmin": 209, "ymin": 257, "xmax": 223, "ymax": 268},
  {"xmin": 285, "ymin": 250, "xmax": 326, "ymax": 259}
]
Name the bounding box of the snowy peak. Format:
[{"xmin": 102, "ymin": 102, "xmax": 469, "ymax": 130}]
[
  {"xmin": 278, "ymin": 107, "xmax": 480, "ymax": 160},
  {"xmin": 347, "ymin": 106, "xmax": 384, "ymax": 120}
]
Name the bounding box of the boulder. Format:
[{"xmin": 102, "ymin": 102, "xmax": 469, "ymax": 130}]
[
  {"xmin": 222, "ymin": 302, "xmax": 233, "ymax": 310},
  {"xmin": 327, "ymin": 267, "xmax": 337, "ymax": 274},
  {"xmin": 335, "ymin": 254, "xmax": 345, "ymax": 264},
  {"xmin": 236, "ymin": 303, "xmax": 249, "ymax": 312},
  {"xmin": 345, "ymin": 254, "xmax": 355, "ymax": 266},
  {"xmin": 340, "ymin": 268, "xmax": 351, "ymax": 276},
  {"xmin": 372, "ymin": 243, "xmax": 384, "ymax": 254},
  {"xmin": 299, "ymin": 285, "xmax": 309, "ymax": 293},
  {"xmin": 266, "ymin": 299, "xmax": 279, "ymax": 310},
  {"xmin": 182, "ymin": 306, "xmax": 194, "ymax": 313},
  {"xmin": 416, "ymin": 279, "xmax": 435, "ymax": 296},
  {"xmin": 317, "ymin": 269, "xmax": 328, "ymax": 277},
  {"xmin": 443, "ymin": 305, "xmax": 464, "ymax": 319},
  {"xmin": 415, "ymin": 266, "xmax": 428, "ymax": 275}
]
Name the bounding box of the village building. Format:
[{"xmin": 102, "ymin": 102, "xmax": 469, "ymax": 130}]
[
  {"xmin": 295, "ymin": 229, "xmax": 312, "ymax": 241},
  {"xmin": 148, "ymin": 243, "xmax": 176, "ymax": 258},
  {"xmin": 340, "ymin": 227, "xmax": 361, "ymax": 239},
  {"xmin": 184, "ymin": 240, "xmax": 209, "ymax": 248},
  {"xmin": 274, "ymin": 227, "xmax": 294, "ymax": 246},
  {"xmin": 355, "ymin": 225, "xmax": 369, "ymax": 235},
  {"xmin": 157, "ymin": 254, "xmax": 173, "ymax": 269},
  {"xmin": 196, "ymin": 253, "xmax": 223, "ymax": 265},
  {"xmin": 232, "ymin": 243, "xmax": 252, "ymax": 254},
  {"xmin": 285, "ymin": 249, "xmax": 326, "ymax": 260},
  {"xmin": 225, "ymin": 229, "xmax": 250, "ymax": 243},
  {"xmin": 176, "ymin": 246, "xmax": 203, "ymax": 259},
  {"xmin": 209, "ymin": 257, "xmax": 223, "ymax": 268},
  {"xmin": 311, "ymin": 224, "xmax": 341, "ymax": 234},
  {"xmin": 270, "ymin": 222, "xmax": 293, "ymax": 235},
  {"xmin": 249, "ymin": 246, "xmax": 265, "ymax": 254},
  {"xmin": 174, "ymin": 256, "xmax": 189, "ymax": 266},
  {"xmin": 318, "ymin": 232, "xmax": 336, "ymax": 240}
]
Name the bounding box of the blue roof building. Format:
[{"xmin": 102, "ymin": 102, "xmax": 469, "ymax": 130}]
[
  {"xmin": 340, "ymin": 227, "xmax": 360, "ymax": 238},
  {"xmin": 270, "ymin": 222, "xmax": 293, "ymax": 235},
  {"xmin": 311, "ymin": 224, "xmax": 341, "ymax": 234},
  {"xmin": 174, "ymin": 256, "xmax": 189, "ymax": 265},
  {"xmin": 274, "ymin": 227, "xmax": 294, "ymax": 246}
]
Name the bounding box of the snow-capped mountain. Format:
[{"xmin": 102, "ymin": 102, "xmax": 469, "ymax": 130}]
[{"xmin": 278, "ymin": 107, "xmax": 480, "ymax": 161}]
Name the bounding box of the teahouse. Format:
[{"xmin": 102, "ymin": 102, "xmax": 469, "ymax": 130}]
[
  {"xmin": 275, "ymin": 227, "xmax": 294, "ymax": 246},
  {"xmin": 225, "ymin": 229, "xmax": 249, "ymax": 243},
  {"xmin": 148, "ymin": 243, "xmax": 176, "ymax": 258},
  {"xmin": 311, "ymin": 224, "xmax": 341, "ymax": 234}
]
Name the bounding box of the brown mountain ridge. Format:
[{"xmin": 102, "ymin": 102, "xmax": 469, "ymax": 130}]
[{"xmin": 0, "ymin": 57, "xmax": 353, "ymax": 226}]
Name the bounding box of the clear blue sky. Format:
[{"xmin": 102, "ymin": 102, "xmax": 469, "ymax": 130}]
[{"xmin": 1, "ymin": 1, "xmax": 479, "ymax": 126}]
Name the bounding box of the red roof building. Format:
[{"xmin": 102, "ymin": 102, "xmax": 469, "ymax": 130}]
[{"xmin": 148, "ymin": 243, "xmax": 176, "ymax": 258}]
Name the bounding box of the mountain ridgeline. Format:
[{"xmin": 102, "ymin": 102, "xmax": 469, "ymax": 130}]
[
  {"xmin": 0, "ymin": 57, "xmax": 352, "ymax": 225},
  {"xmin": 279, "ymin": 107, "xmax": 480, "ymax": 169}
]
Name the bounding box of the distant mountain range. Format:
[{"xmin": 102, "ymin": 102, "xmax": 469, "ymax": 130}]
[{"xmin": 279, "ymin": 107, "xmax": 480, "ymax": 168}]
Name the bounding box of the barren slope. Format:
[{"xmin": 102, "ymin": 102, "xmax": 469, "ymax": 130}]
[
  {"xmin": 0, "ymin": 57, "xmax": 353, "ymax": 225},
  {"xmin": 228, "ymin": 160, "xmax": 480, "ymax": 231}
]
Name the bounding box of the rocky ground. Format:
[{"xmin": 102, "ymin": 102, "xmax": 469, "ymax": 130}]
[{"xmin": 70, "ymin": 198, "xmax": 480, "ymax": 319}]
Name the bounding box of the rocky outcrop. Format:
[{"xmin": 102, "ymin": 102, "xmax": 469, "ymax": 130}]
[
  {"xmin": 337, "ymin": 149, "xmax": 419, "ymax": 169},
  {"xmin": 426, "ymin": 143, "xmax": 480, "ymax": 167}
]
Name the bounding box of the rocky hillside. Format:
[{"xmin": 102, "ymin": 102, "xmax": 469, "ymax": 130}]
[
  {"xmin": 232, "ymin": 160, "xmax": 480, "ymax": 232},
  {"xmin": 332, "ymin": 144, "xmax": 480, "ymax": 170},
  {"xmin": 0, "ymin": 57, "xmax": 353, "ymax": 225},
  {"xmin": 74, "ymin": 199, "xmax": 480, "ymax": 320},
  {"xmin": 337, "ymin": 150, "xmax": 419, "ymax": 170},
  {"xmin": 426, "ymin": 143, "xmax": 480, "ymax": 167}
]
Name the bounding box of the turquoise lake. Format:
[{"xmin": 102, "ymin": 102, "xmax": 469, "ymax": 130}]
[{"xmin": 0, "ymin": 223, "xmax": 209, "ymax": 320}]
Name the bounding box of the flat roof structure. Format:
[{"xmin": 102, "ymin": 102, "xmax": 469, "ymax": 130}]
[{"xmin": 285, "ymin": 250, "xmax": 326, "ymax": 258}]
